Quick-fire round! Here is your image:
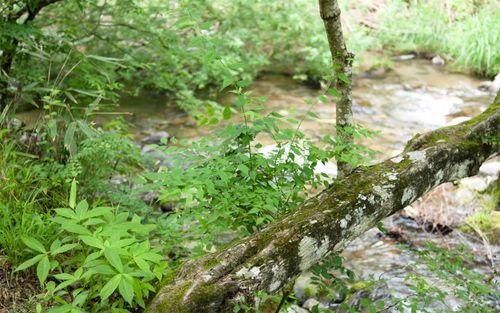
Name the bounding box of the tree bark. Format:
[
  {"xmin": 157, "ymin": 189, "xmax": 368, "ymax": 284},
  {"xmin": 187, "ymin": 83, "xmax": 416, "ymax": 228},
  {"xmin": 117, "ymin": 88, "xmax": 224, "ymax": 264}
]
[
  {"xmin": 146, "ymin": 92, "xmax": 499, "ymax": 313},
  {"xmin": 319, "ymin": 0, "xmax": 354, "ymax": 179}
]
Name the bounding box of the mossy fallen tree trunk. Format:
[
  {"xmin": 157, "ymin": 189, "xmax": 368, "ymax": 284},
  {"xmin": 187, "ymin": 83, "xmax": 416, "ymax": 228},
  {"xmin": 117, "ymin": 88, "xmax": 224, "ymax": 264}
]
[{"xmin": 147, "ymin": 92, "xmax": 499, "ymax": 313}]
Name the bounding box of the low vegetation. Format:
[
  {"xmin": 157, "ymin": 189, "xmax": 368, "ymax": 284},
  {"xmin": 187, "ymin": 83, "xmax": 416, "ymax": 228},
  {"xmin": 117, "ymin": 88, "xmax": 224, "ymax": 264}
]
[{"xmin": 1, "ymin": 0, "xmax": 499, "ymax": 312}]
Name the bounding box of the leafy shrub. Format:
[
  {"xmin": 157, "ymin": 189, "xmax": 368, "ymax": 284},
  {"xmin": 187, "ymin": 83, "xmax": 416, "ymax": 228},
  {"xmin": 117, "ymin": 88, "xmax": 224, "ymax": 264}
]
[
  {"xmin": 15, "ymin": 181, "xmax": 167, "ymax": 312},
  {"xmin": 142, "ymin": 83, "xmax": 374, "ymax": 257}
]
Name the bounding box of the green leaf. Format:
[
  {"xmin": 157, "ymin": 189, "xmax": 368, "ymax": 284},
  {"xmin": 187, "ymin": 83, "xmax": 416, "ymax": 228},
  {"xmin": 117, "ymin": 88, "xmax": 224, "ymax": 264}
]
[
  {"xmin": 61, "ymin": 223, "xmax": 91, "ymax": 236},
  {"xmin": 79, "ymin": 236, "xmax": 104, "ymax": 249},
  {"xmin": 54, "ymin": 208, "xmax": 77, "ymax": 220},
  {"xmin": 338, "ymin": 72, "xmax": 350, "ymax": 84},
  {"xmin": 64, "ymin": 121, "xmax": 77, "ymax": 155},
  {"xmin": 51, "ymin": 243, "xmax": 78, "ymax": 255},
  {"xmin": 15, "ymin": 254, "xmax": 44, "ymax": 272},
  {"xmin": 75, "ymin": 200, "xmax": 89, "ymax": 220},
  {"xmin": 236, "ymin": 79, "xmax": 251, "ymax": 88},
  {"xmin": 37, "ymin": 255, "xmax": 50, "ymax": 284},
  {"xmin": 100, "ymin": 274, "xmax": 122, "ymax": 301},
  {"xmin": 238, "ymin": 164, "xmax": 249, "ymax": 176},
  {"xmin": 22, "ymin": 237, "xmax": 46, "ymax": 253},
  {"xmin": 318, "ymin": 95, "xmax": 328, "ymax": 103},
  {"xmin": 69, "ymin": 179, "xmax": 77, "ymax": 209},
  {"xmin": 328, "ymin": 88, "xmax": 341, "ymax": 98},
  {"xmin": 53, "ymin": 273, "xmax": 74, "ymax": 281},
  {"xmin": 306, "ymin": 111, "xmax": 320, "ymax": 119},
  {"xmin": 84, "ymin": 206, "xmax": 113, "ymax": 219},
  {"xmin": 105, "ymin": 248, "xmax": 123, "ymax": 273},
  {"xmin": 223, "ymin": 106, "xmax": 232, "ymax": 120},
  {"xmin": 119, "ymin": 279, "xmax": 134, "ymax": 304},
  {"xmin": 76, "ymin": 120, "xmax": 96, "ymax": 138}
]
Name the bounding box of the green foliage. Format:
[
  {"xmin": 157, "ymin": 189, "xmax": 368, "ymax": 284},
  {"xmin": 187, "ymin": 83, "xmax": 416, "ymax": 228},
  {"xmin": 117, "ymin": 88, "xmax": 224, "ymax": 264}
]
[
  {"xmin": 15, "ymin": 182, "xmax": 167, "ymax": 312},
  {"xmin": 142, "ymin": 83, "xmax": 373, "ymax": 258}
]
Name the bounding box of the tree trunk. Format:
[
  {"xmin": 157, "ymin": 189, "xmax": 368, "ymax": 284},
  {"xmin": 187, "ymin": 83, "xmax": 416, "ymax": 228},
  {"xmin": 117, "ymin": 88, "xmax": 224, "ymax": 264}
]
[
  {"xmin": 319, "ymin": 0, "xmax": 354, "ymax": 178},
  {"xmin": 146, "ymin": 92, "xmax": 499, "ymax": 313}
]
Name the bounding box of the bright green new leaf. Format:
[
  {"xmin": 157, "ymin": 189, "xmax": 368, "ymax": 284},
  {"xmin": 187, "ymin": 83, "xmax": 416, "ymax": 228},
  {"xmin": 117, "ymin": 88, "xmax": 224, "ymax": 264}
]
[
  {"xmin": 119, "ymin": 279, "xmax": 134, "ymax": 304},
  {"xmin": 15, "ymin": 254, "xmax": 44, "ymax": 272},
  {"xmin": 79, "ymin": 236, "xmax": 104, "ymax": 249},
  {"xmin": 223, "ymin": 106, "xmax": 232, "ymax": 120},
  {"xmin": 105, "ymin": 248, "xmax": 123, "ymax": 272},
  {"xmin": 100, "ymin": 274, "xmax": 122, "ymax": 301},
  {"xmin": 37, "ymin": 255, "xmax": 51, "ymax": 284},
  {"xmin": 69, "ymin": 179, "xmax": 77, "ymax": 209},
  {"xmin": 22, "ymin": 236, "xmax": 46, "ymax": 254}
]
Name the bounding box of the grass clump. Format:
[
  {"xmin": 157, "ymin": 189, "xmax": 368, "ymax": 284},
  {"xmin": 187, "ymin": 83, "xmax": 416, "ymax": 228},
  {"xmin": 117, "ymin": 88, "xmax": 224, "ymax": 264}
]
[{"xmin": 376, "ymin": 0, "xmax": 500, "ymax": 77}]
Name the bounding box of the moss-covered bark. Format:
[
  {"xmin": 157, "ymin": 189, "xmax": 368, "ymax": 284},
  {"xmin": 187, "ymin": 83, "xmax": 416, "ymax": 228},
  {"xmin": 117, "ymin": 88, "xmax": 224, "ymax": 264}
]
[{"xmin": 147, "ymin": 92, "xmax": 499, "ymax": 313}]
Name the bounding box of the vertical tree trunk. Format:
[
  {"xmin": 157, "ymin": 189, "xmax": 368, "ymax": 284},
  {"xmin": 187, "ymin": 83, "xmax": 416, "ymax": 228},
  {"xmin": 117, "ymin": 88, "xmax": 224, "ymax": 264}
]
[{"xmin": 319, "ymin": 0, "xmax": 354, "ymax": 178}]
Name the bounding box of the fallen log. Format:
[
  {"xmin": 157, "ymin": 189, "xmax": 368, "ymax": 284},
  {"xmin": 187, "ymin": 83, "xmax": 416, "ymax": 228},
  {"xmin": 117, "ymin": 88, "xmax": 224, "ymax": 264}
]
[{"xmin": 146, "ymin": 91, "xmax": 499, "ymax": 313}]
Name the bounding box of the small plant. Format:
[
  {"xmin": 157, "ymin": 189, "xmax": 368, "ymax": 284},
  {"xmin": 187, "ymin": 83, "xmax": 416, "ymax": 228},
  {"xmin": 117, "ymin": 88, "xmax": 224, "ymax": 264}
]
[{"xmin": 15, "ymin": 180, "xmax": 167, "ymax": 312}]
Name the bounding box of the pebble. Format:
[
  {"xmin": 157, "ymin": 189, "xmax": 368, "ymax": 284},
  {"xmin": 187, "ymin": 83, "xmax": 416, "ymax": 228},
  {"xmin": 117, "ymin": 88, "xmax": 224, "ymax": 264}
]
[
  {"xmin": 140, "ymin": 131, "xmax": 171, "ymax": 145},
  {"xmin": 431, "ymin": 55, "xmax": 445, "ymax": 65},
  {"xmin": 479, "ymin": 160, "xmax": 500, "ymax": 177},
  {"xmin": 478, "ymin": 73, "xmax": 500, "ymax": 93}
]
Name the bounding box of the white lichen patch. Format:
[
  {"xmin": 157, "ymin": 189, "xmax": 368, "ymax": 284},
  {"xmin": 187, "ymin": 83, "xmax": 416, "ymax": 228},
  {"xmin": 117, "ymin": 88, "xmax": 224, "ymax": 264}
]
[
  {"xmin": 433, "ymin": 169, "xmax": 445, "ymax": 188},
  {"xmin": 367, "ymin": 195, "xmax": 376, "ymax": 205},
  {"xmin": 355, "ymin": 205, "xmax": 365, "ymax": 217},
  {"xmin": 373, "ymin": 185, "xmax": 393, "ymax": 203},
  {"xmin": 298, "ymin": 236, "xmax": 330, "ymax": 271},
  {"xmin": 407, "ymin": 150, "xmax": 426, "ymax": 162},
  {"xmin": 201, "ymin": 274, "xmax": 212, "ymax": 282},
  {"xmin": 401, "ymin": 187, "xmax": 417, "ymax": 205},
  {"xmin": 339, "ymin": 218, "xmax": 348, "ymax": 229},
  {"xmin": 339, "ymin": 214, "xmax": 352, "ymax": 229},
  {"xmin": 449, "ymin": 160, "xmax": 473, "ymax": 181},
  {"xmin": 236, "ymin": 266, "xmax": 261, "ymax": 279},
  {"xmin": 386, "ymin": 172, "xmax": 398, "ymax": 181},
  {"xmin": 268, "ymin": 260, "xmax": 287, "ymax": 292},
  {"xmin": 391, "ymin": 156, "xmax": 404, "ymax": 163}
]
